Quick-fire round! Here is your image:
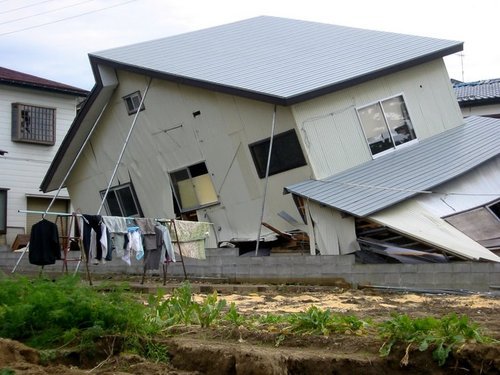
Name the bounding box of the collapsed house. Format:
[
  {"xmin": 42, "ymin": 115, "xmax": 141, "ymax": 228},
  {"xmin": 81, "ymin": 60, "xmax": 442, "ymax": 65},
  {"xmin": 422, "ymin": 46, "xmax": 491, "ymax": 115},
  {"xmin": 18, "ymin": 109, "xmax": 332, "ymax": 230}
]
[{"xmin": 40, "ymin": 16, "xmax": 500, "ymax": 263}]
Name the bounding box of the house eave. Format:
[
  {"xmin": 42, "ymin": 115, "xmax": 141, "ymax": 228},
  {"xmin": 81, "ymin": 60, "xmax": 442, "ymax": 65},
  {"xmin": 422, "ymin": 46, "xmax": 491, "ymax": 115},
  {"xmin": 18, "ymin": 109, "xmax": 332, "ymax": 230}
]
[
  {"xmin": 0, "ymin": 79, "xmax": 89, "ymax": 97},
  {"xmin": 88, "ymin": 42, "xmax": 463, "ymax": 106}
]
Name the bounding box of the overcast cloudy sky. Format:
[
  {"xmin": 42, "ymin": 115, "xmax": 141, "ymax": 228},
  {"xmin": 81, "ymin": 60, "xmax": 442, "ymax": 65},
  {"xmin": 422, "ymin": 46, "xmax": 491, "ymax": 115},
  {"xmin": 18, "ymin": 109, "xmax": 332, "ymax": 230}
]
[{"xmin": 1, "ymin": 0, "xmax": 499, "ymax": 91}]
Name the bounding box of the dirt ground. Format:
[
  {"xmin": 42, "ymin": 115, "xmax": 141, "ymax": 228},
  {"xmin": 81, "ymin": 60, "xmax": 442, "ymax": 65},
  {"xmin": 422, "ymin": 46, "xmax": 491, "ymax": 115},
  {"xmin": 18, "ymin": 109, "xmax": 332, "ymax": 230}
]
[{"xmin": 1, "ymin": 284, "xmax": 499, "ymax": 374}]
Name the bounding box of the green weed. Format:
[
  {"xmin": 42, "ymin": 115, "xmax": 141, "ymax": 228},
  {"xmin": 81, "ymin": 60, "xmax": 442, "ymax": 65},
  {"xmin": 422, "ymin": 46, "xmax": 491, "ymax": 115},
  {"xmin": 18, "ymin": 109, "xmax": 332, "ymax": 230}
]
[{"xmin": 0, "ymin": 276, "xmax": 151, "ymax": 349}]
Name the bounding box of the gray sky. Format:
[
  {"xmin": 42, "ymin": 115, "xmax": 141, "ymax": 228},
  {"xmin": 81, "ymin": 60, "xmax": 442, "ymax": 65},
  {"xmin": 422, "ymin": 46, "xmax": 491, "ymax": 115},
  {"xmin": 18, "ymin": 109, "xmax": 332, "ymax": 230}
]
[{"xmin": 1, "ymin": 0, "xmax": 499, "ymax": 91}]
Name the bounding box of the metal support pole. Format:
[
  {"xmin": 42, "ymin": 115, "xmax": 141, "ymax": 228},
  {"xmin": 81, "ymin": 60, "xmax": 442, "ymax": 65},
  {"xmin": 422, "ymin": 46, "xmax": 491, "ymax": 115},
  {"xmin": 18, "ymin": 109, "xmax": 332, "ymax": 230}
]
[
  {"xmin": 98, "ymin": 78, "xmax": 152, "ymax": 215},
  {"xmin": 42, "ymin": 101, "xmax": 110, "ymax": 218},
  {"xmin": 255, "ymin": 105, "xmax": 277, "ymax": 255}
]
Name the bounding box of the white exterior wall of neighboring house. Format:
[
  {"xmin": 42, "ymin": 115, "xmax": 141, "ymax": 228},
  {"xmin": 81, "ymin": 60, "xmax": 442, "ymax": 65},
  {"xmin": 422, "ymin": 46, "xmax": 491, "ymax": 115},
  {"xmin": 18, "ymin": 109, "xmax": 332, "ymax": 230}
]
[
  {"xmin": 460, "ymin": 104, "xmax": 500, "ymax": 118},
  {"xmin": 291, "ymin": 59, "xmax": 463, "ymax": 179},
  {"xmin": 0, "ymin": 84, "xmax": 79, "ymax": 247},
  {"xmin": 66, "ymin": 70, "xmax": 311, "ymax": 242}
]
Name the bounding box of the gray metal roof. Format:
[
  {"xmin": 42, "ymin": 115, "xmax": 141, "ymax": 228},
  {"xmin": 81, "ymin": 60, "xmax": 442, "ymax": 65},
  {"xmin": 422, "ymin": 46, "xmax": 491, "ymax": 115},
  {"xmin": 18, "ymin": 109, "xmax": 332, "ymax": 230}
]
[
  {"xmin": 454, "ymin": 79, "xmax": 500, "ymax": 104},
  {"xmin": 284, "ymin": 116, "xmax": 500, "ymax": 217},
  {"xmin": 90, "ymin": 16, "xmax": 462, "ymax": 105}
]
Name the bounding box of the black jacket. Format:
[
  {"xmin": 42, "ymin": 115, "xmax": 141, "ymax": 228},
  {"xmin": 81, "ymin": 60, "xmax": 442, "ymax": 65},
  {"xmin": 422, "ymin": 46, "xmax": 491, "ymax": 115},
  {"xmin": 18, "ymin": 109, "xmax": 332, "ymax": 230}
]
[{"xmin": 28, "ymin": 219, "xmax": 61, "ymax": 266}]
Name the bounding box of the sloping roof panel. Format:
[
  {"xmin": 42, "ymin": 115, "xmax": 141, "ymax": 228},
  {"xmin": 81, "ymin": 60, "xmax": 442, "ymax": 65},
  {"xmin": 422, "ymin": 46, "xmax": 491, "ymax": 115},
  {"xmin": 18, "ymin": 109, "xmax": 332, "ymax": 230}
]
[
  {"xmin": 285, "ymin": 116, "xmax": 500, "ymax": 217},
  {"xmin": 91, "ymin": 16, "xmax": 462, "ymax": 104},
  {"xmin": 0, "ymin": 66, "xmax": 88, "ymax": 96}
]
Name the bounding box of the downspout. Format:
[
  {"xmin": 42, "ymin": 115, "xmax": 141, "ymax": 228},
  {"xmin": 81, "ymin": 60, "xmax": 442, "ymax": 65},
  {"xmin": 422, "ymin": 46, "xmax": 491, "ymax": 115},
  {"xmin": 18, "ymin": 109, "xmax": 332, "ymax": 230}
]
[
  {"xmin": 255, "ymin": 104, "xmax": 277, "ymax": 255},
  {"xmin": 98, "ymin": 78, "xmax": 152, "ymax": 214}
]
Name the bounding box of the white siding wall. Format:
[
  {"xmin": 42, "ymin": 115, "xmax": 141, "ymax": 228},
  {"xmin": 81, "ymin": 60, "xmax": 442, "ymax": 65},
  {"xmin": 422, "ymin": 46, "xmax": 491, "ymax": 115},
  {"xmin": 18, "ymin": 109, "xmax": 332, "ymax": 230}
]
[
  {"xmin": 66, "ymin": 71, "xmax": 311, "ymax": 242},
  {"xmin": 292, "ymin": 59, "xmax": 463, "ymax": 179},
  {"xmin": 460, "ymin": 104, "xmax": 500, "ymax": 118},
  {"xmin": 0, "ymin": 85, "xmax": 78, "ymax": 245},
  {"xmin": 306, "ymin": 200, "xmax": 359, "ymax": 255}
]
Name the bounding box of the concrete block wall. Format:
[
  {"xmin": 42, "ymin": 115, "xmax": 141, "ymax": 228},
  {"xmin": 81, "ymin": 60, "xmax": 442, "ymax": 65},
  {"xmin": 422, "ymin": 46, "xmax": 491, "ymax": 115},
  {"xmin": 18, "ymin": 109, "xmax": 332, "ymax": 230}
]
[{"xmin": 1, "ymin": 247, "xmax": 500, "ymax": 291}]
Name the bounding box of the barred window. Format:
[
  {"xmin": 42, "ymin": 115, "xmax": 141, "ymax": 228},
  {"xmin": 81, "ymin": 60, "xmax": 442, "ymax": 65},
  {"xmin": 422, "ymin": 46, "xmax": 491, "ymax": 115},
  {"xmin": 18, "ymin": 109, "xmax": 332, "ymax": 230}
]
[{"xmin": 12, "ymin": 103, "xmax": 56, "ymax": 145}]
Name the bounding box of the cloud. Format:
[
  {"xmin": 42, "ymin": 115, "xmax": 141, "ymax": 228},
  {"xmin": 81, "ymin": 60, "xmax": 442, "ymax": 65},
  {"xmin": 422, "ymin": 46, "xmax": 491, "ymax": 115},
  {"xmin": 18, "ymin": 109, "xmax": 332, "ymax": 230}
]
[{"xmin": 0, "ymin": 0, "xmax": 499, "ymax": 89}]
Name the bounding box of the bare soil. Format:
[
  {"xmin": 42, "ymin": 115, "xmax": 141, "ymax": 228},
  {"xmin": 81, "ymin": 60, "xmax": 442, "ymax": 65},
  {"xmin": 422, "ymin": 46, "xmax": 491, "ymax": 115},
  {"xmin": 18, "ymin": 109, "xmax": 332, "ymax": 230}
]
[{"xmin": 1, "ymin": 284, "xmax": 499, "ymax": 374}]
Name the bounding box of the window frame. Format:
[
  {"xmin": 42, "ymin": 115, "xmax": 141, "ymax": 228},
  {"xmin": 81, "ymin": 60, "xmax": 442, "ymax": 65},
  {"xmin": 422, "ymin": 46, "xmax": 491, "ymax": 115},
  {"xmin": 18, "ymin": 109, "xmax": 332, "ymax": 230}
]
[
  {"xmin": 0, "ymin": 188, "xmax": 7, "ymax": 235},
  {"xmin": 122, "ymin": 91, "xmax": 145, "ymax": 115},
  {"xmin": 486, "ymin": 199, "xmax": 500, "ymax": 222},
  {"xmin": 11, "ymin": 103, "xmax": 56, "ymax": 145},
  {"xmin": 356, "ymin": 94, "xmax": 417, "ymax": 158},
  {"xmin": 99, "ymin": 182, "xmax": 143, "ymax": 217},
  {"xmin": 169, "ymin": 162, "xmax": 219, "ymax": 213},
  {"xmin": 249, "ymin": 129, "xmax": 307, "ymax": 179}
]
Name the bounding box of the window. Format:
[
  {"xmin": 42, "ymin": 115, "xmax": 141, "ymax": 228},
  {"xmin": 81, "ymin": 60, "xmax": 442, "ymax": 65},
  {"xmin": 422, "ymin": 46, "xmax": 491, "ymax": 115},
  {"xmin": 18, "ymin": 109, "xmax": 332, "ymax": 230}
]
[
  {"xmin": 123, "ymin": 91, "xmax": 145, "ymax": 115},
  {"xmin": 11, "ymin": 103, "xmax": 56, "ymax": 145},
  {"xmin": 249, "ymin": 129, "xmax": 307, "ymax": 178},
  {"xmin": 100, "ymin": 183, "xmax": 143, "ymax": 217},
  {"xmin": 170, "ymin": 162, "xmax": 219, "ymax": 212},
  {"xmin": 357, "ymin": 95, "xmax": 416, "ymax": 157},
  {"xmin": 487, "ymin": 200, "xmax": 500, "ymax": 221},
  {"xmin": 0, "ymin": 189, "xmax": 7, "ymax": 234}
]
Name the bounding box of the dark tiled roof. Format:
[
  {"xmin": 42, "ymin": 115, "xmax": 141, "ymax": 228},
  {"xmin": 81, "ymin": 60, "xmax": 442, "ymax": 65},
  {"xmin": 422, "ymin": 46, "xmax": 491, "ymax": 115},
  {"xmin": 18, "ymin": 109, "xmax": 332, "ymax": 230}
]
[
  {"xmin": 453, "ymin": 78, "xmax": 500, "ymax": 103},
  {"xmin": 0, "ymin": 66, "xmax": 88, "ymax": 96}
]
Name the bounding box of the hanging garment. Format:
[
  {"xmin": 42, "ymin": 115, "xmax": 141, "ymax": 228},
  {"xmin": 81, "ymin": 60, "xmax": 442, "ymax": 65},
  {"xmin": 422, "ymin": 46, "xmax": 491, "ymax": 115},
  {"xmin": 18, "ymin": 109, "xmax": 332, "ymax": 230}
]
[
  {"xmin": 28, "ymin": 219, "xmax": 61, "ymax": 266},
  {"xmin": 142, "ymin": 225, "xmax": 163, "ymax": 271},
  {"xmin": 170, "ymin": 220, "xmax": 210, "ymax": 260},
  {"xmin": 82, "ymin": 214, "xmax": 104, "ymax": 262},
  {"xmin": 102, "ymin": 216, "xmax": 128, "ymax": 258},
  {"xmin": 156, "ymin": 224, "xmax": 175, "ymax": 262},
  {"xmin": 127, "ymin": 227, "xmax": 144, "ymax": 261}
]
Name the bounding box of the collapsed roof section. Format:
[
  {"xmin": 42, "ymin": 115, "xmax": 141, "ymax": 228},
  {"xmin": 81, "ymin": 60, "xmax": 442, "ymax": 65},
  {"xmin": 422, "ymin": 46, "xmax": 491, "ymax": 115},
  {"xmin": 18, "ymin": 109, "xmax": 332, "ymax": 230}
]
[
  {"xmin": 285, "ymin": 116, "xmax": 500, "ymax": 262},
  {"xmin": 285, "ymin": 116, "xmax": 500, "ymax": 217}
]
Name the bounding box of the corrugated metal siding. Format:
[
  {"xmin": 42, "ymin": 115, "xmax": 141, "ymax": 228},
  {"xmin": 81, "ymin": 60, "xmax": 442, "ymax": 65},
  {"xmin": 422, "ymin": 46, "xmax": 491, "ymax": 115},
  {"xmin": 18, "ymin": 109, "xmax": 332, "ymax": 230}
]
[
  {"xmin": 66, "ymin": 71, "xmax": 311, "ymax": 242},
  {"xmin": 285, "ymin": 116, "xmax": 500, "ymax": 217},
  {"xmin": 92, "ymin": 16, "xmax": 461, "ymax": 101},
  {"xmin": 307, "ymin": 200, "xmax": 359, "ymax": 255}
]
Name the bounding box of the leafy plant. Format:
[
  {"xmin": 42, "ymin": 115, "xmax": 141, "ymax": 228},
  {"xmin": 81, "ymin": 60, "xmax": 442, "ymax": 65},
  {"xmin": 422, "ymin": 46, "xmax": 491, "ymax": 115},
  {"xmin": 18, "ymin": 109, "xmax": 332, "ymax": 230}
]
[
  {"xmin": 160, "ymin": 282, "xmax": 197, "ymax": 325},
  {"xmin": 378, "ymin": 313, "xmax": 490, "ymax": 366},
  {"xmin": 193, "ymin": 292, "xmax": 226, "ymax": 328},
  {"xmin": 286, "ymin": 306, "xmax": 367, "ymax": 336},
  {"xmin": 225, "ymin": 302, "xmax": 246, "ymax": 327}
]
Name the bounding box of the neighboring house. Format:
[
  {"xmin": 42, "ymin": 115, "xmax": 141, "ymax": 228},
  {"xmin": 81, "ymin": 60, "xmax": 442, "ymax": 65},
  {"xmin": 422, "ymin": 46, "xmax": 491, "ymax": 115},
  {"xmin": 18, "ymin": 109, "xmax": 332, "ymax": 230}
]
[
  {"xmin": 0, "ymin": 67, "xmax": 88, "ymax": 250},
  {"xmin": 41, "ymin": 16, "xmax": 500, "ymax": 262},
  {"xmin": 453, "ymin": 78, "xmax": 500, "ymax": 118}
]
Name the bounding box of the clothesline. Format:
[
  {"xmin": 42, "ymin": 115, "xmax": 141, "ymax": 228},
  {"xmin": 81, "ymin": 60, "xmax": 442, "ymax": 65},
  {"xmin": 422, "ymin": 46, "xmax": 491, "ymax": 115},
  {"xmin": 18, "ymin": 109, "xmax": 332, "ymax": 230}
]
[
  {"xmin": 18, "ymin": 210, "xmax": 215, "ymax": 225},
  {"xmin": 15, "ymin": 211, "xmax": 213, "ymax": 285}
]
